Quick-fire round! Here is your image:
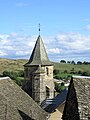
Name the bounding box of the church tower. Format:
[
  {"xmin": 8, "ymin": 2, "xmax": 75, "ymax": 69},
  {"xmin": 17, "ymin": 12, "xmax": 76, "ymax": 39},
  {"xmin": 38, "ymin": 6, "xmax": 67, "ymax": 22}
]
[{"xmin": 23, "ymin": 35, "xmax": 54, "ymax": 104}]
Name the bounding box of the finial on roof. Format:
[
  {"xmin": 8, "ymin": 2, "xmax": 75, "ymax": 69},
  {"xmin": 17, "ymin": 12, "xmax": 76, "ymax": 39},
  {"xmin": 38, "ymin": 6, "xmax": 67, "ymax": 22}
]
[{"xmin": 39, "ymin": 23, "xmax": 40, "ymax": 35}]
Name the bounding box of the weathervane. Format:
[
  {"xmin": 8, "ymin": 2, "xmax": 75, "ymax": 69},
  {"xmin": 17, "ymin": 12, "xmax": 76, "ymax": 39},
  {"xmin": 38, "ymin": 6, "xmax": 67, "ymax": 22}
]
[{"xmin": 39, "ymin": 23, "xmax": 40, "ymax": 35}]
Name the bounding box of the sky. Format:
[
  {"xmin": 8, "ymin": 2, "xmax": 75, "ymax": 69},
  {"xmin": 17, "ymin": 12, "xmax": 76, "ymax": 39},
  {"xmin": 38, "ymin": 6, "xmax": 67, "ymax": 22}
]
[{"xmin": 0, "ymin": 0, "xmax": 90, "ymax": 62}]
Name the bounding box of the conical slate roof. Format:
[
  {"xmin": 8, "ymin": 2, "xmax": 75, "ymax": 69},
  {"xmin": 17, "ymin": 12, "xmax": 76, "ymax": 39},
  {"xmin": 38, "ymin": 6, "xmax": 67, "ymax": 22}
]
[{"xmin": 25, "ymin": 35, "xmax": 52, "ymax": 66}]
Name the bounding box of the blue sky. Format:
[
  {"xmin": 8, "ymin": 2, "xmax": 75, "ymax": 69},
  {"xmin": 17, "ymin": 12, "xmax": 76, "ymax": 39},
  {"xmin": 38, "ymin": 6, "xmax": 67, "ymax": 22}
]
[{"xmin": 0, "ymin": 0, "xmax": 90, "ymax": 62}]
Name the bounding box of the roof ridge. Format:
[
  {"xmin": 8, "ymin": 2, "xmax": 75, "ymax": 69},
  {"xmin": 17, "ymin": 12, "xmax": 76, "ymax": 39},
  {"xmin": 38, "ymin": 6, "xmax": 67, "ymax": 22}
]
[{"xmin": 0, "ymin": 77, "xmax": 10, "ymax": 80}]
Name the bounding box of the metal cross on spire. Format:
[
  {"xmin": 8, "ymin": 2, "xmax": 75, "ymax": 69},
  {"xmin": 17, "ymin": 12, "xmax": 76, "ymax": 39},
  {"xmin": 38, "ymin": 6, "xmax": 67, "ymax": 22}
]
[{"xmin": 39, "ymin": 23, "xmax": 40, "ymax": 35}]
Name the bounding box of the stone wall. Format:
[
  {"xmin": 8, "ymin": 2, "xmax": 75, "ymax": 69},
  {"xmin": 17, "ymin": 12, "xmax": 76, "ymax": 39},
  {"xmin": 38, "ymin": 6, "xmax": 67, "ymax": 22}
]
[
  {"xmin": 32, "ymin": 70, "xmax": 46, "ymax": 104},
  {"xmin": 73, "ymin": 76, "xmax": 90, "ymax": 119},
  {"xmin": 45, "ymin": 66, "xmax": 54, "ymax": 99},
  {"xmin": 23, "ymin": 65, "xmax": 54, "ymax": 104}
]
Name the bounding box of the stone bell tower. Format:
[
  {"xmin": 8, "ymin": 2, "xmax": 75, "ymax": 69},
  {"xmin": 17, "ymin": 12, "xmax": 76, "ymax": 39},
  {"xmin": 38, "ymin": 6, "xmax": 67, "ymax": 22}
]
[{"xmin": 23, "ymin": 35, "xmax": 54, "ymax": 104}]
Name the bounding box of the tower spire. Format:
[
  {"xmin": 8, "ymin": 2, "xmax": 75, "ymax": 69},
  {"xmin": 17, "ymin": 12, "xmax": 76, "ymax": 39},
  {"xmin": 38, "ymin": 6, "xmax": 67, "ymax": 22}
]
[{"xmin": 39, "ymin": 23, "xmax": 40, "ymax": 35}]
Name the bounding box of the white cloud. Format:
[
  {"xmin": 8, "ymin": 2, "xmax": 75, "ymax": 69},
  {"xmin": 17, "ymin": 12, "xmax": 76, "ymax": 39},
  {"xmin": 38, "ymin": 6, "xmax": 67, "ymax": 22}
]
[
  {"xmin": 0, "ymin": 46, "xmax": 14, "ymax": 50},
  {"xmin": 0, "ymin": 50, "xmax": 7, "ymax": 57},
  {"xmin": 42, "ymin": 36, "xmax": 54, "ymax": 44},
  {"xmin": 16, "ymin": 51, "xmax": 30, "ymax": 56},
  {"xmin": 0, "ymin": 33, "xmax": 35, "ymax": 58},
  {"xmin": 56, "ymin": 32, "xmax": 90, "ymax": 51},
  {"xmin": 48, "ymin": 48, "xmax": 62, "ymax": 54},
  {"xmin": 0, "ymin": 33, "xmax": 54, "ymax": 59},
  {"xmin": 0, "ymin": 32, "xmax": 90, "ymax": 62},
  {"xmin": 53, "ymin": 32, "xmax": 90, "ymax": 61}
]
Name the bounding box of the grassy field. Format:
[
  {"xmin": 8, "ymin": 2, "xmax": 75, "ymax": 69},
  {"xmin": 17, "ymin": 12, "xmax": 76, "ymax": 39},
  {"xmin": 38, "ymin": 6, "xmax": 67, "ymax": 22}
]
[
  {"xmin": 0, "ymin": 58, "xmax": 27, "ymax": 74},
  {"xmin": 0, "ymin": 58, "xmax": 90, "ymax": 75},
  {"xmin": 53, "ymin": 62, "xmax": 90, "ymax": 73}
]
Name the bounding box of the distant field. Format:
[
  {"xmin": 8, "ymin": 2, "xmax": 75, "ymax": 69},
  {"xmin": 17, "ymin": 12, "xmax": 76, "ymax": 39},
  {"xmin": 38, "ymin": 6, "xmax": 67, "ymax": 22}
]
[
  {"xmin": 0, "ymin": 58, "xmax": 27, "ymax": 74},
  {"xmin": 53, "ymin": 62, "xmax": 90, "ymax": 73},
  {"xmin": 0, "ymin": 58, "xmax": 90, "ymax": 74}
]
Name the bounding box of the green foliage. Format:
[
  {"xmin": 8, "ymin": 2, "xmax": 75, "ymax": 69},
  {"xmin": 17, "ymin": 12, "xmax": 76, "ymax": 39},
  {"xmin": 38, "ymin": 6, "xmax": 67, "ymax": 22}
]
[
  {"xmin": 3, "ymin": 70, "xmax": 18, "ymax": 80},
  {"xmin": 71, "ymin": 61, "xmax": 76, "ymax": 65},
  {"xmin": 70, "ymin": 68, "xmax": 76, "ymax": 74},
  {"xmin": 64, "ymin": 70, "xmax": 68, "ymax": 73},
  {"xmin": 54, "ymin": 73, "xmax": 72, "ymax": 80},
  {"xmin": 53, "ymin": 62, "xmax": 90, "ymax": 76},
  {"xmin": 2, "ymin": 70, "xmax": 24, "ymax": 86},
  {"xmin": 15, "ymin": 77, "xmax": 24, "ymax": 86},
  {"xmin": 77, "ymin": 61, "xmax": 82, "ymax": 65},
  {"xmin": 54, "ymin": 75, "xmax": 62, "ymax": 79},
  {"xmin": 18, "ymin": 70, "xmax": 24, "ymax": 77},
  {"xmin": 55, "ymin": 82, "xmax": 65, "ymax": 92},
  {"xmin": 53, "ymin": 69, "xmax": 60, "ymax": 75},
  {"xmin": 81, "ymin": 71, "xmax": 90, "ymax": 76},
  {"xmin": 0, "ymin": 58, "xmax": 90, "ymax": 87},
  {"xmin": 67, "ymin": 61, "xmax": 71, "ymax": 64},
  {"xmin": 83, "ymin": 61, "xmax": 90, "ymax": 65},
  {"xmin": 77, "ymin": 70, "xmax": 82, "ymax": 74},
  {"xmin": 60, "ymin": 60, "xmax": 66, "ymax": 63}
]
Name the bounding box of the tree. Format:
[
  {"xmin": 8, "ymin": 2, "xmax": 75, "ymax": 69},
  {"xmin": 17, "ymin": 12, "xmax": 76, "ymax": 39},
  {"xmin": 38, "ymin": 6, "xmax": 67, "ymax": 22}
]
[
  {"xmin": 64, "ymin": 70, "xmax": 68, "ymax": 73},
  {"xmin": 67, "ymin": 61, "xmax": 71, "ymax": 64},
  {"xmin": 71, "ymin": 61, "xmax": 75, "ymax": 65},
  {"xmin": 77, "ymin": 61, "xmax": 82, "ymax": 65},
  {"xmin": 83, "ymin": 61, "xmax": 89, "ymax": 65},
  {"xmin": 18, "ymin": 70, "xmax": 24, "ymax": 77},
  {"xmin": 60, "ymin": 60, "xmax": 66, "ymax": 63}
]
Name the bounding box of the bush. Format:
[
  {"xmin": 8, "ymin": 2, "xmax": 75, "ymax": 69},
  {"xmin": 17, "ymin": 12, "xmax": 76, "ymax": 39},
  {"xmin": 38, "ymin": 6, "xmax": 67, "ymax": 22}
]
[
  {"xmin": 3, "ymin": 71, "xmax": 18, "ymax": 80},
  {"xmin": 71, "ymin": 61, "xmax": 75, "ymax": 65},
  {"xmin": 64, "ymin": 70, "xmax": 68, "ymax": 73},
  {"xmin": 81, "ymin": 71, "xmax": 90, "ymax": 76},
  {"xmin": 77, "ymin": 70, "xmax": 82, "ymax": 75},
  {"xmin": 70, "ymin": 68, "xmax": 76, "ymax": 74},
  {"xmin": 15, "ymin": 77, "xmax": 24, "ymax": 86},
  {"xmin": 55, "ymin": 82, "xmax": 65, "ymax": 92},
  {"xmin": 18, "ymin": 70, "xmax": 24, "ymax": 77},
  {"xmin": 53, "ymin": 69, "xmax": 60, "ymax": 75},
  {"xmin": 54, "ymin": 75, "xmax": 62, "ymax": 80},
  {"xmin": 2, "ymin": 70, "xmax": 24, "ymax": 86}
]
